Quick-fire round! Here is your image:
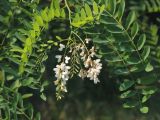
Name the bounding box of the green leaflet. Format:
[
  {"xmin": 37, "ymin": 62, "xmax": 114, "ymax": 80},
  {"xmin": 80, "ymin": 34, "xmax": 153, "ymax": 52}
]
[
  {"xmin": 131, "ymin": 22, "xmax": 139, "ymax": 39},
  {"xmin": 81, "ymin": 8, "xmax": 87, "ymax": 20},
  {"xmin": 123, "ymin": 101, "xmax": 138, "ymax": 108},
  {"xmin": 61, "ymin": 9, "xmax": 66, "ymax": 18},
  {"xmin": 35, "ymin": 15, "xmax": 44, "ymax": 26},
  {"xmin": 85, "ymin": 4, "xmax": 93, "ymax": 18},
  {"xmin": 55, "ymin": 8, "xmax": 60, "ymax": 17},
  {"xmin": 119, "ymin": 80, "xmax": 135, "ymax": 91},
  {"xmin": 107, "ymin": 0, "xmax": 116, "ymax": 15},
  {"xmin": 48, "ymin": 6, "xmax": 55, "ymax": 20},
  {"xmin": 142, "ymin": 46, "xmax": 150, "ymax": 61},
  {"xmin": 93, "ymin": 2, "xmax": 99, "ymax": 15},
  {"xmin": 40, "ymin": 93, "xmax": 47, "ymax": 101},
  {"xmin": 120, "ymin": 90, "xmax": 136, "ymax": 99},
  {"xmin": 117, "ymin": 0, "xmax": 125, "ymax": 21},
  {"xmin": 99, "ymin": 5, "xmax": 105, "ymax": 15},
  {"xmin": 22, "ymin": 93, "xmax": 33, "ymax": 99},
  {"xmin": 142, "ymin": 95, "xmax": 151, "ymax": 103},
  {"xmin": 11, "ymin": 80, "xmax": 21, "ymax": 91},
  {"xmin": 141, "ymin": 86, "xmax": 158, "ymax": 95},
  {"xmin": 137, "ymin": 74, "xmax": 157, "ymax": 85},
  {"xmin": 100, "ymin": 15, "xmax": 117, "ymax": 25},
  {"xmin": 145, "ymin": 63, "xmax": 154, "ymax": 72},
  {"xmin": 41, "ymin": 8, "xmax": 49, "ymax": 22},
  {"xmin": 21, "ymin": 53, "xmax": 28, "ymax": 63},
  {"xmin": 33, "ymin": 22, "xmax": 40, "ymax": 32},
  {"xmin": 54, "ymin": 0, "xmax": 60, "ymax": 10},
  {"xmin": 140, "ymin": 107, "xmax": 149, "ymax": 114},
  {"xmin": 137, "ymin": 34, "xmax": 146, "ymax": 50},
  {"xmin": 125, "ymin": 11, "xmax": 136, "ymax": 30}
]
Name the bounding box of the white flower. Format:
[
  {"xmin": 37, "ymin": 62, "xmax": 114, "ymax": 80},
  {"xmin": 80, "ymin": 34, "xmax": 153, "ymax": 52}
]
[
  {"xmin": 86, "ymin": 59, "xmax": 102, "ymax": 84},
  {"xmin": 58, "ymin": 44, "xmax": 65, "ymax": 51},
  {"xmin": 94, "ymin": 59, "xmax": 102, "ymax": 70},
  {"xmin": 60, "ymin": 82, "xmax": 68, "ymax": 92},
  {"xmin": 53, "ymin": 64, "xmax": 61, "ymax": 78},
  {"xmin": 53, "ymin": 62, "xmax": 70, "ymax": 84},
  {"xmin": 81, "ymin": 55, "xmax": 86, "ymax": 61},
  {"xmin": 80, "ymin": 45, "xmax": 85, "ymax": 56},
  {"xmin": 90, "ymin": 46, "xmax": 96, "ymax": 57},
  {"xmin": 69, "ymin": 49, "xmax": 72, "ymax": 53},
  {"xmin": 61, "ymin": 85, "xmax": 67, "ymax": 92},
  {"xmin": 85, "ymin": 38, "xmax": 91, "ymax": 44},
  {"xmin": 84, "ymin": 57, "xmax": 91, "ymax": 68},
  {"xmin": 76, "ymin": 44, "xmax": 81, "ymax": 50},
  {"xmin": 55, "ymin": 55, "xmax": 62, "ymax": 63},
  {"xmin": 79, "ymin": 69, "xmax": 87, "ymax": 79},
  {"xmin": 93, "ymin": 77, "xmax": 100, "ymax": 84},
  {"xmin": 65, "ymin": 56, "xmax": 70, "ymax": 64}
]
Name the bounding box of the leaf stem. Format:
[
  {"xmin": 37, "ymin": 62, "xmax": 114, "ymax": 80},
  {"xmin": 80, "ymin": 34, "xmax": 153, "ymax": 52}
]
[{"xmin": 64, "ymin": 0, "xmax": 72, "ymax": 29}]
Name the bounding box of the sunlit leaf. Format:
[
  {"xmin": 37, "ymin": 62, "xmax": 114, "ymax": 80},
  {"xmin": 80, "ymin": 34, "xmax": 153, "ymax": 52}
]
[{"xmin": 119, "ymin": 80, "xmax": 135, "ymax": 91}]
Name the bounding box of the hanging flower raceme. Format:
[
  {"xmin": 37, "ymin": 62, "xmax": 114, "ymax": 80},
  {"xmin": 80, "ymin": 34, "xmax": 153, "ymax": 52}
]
[
  {"xmin": 53, "ymin": 38, "xmax": 102, "ymax": 99},
  {"xmin": 86, "ymin": 59, "xmax": 102, "ymax": 84},
  {"xmin": 79, "ymin": 44, "xmax": 102, "ymax": 84}
]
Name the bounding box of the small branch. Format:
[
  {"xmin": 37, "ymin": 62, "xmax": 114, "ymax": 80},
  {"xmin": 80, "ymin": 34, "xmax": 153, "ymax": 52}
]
[{"xmin": 64, "ymin": 0, "xmax": 72, "ymax": 29}]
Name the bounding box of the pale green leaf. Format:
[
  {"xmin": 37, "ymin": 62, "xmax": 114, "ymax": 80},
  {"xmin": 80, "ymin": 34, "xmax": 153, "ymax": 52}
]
[
  {"xmin": 107, "ymin": 0, "xmax": 116, "ymax": 15},
  {"xmin": 48, "ymin": 7, "xmax": 55, "ymax": 20},
  {"xmin": 123, "ymin": 101, "xmax": 138, "ymax": 108},
  {"xmin": 131, "ymin": 22, "xmax": 139, "ymax": 39},
  {"xmin": 40, "ymin": 93, "xmax": 46, "ymax": 101},
  {"xmin": 140, "ymin": 107, "xmax": 149, "ymax": 114},
  {"xmin": 55, "ymin": 9, "xmax": 60, "ymax": 17},
  {"xmin": 142, "ymin": 46, "xmax": 150, "ymax": 61},
  {"xmin": 142, "ymin": 86, "xmax": 158, "ymax": 95},
  {"xmin": 35, "ymin": 15, "xmax": 44, "ymax": 26},
  {"xmin": 41, "ymin": 8, "xmax": 49, "ymax": 22},
  {"xmin": 117, "ymin": 0, "xmax": 125, "ymax": 21},
  {"xmin": 145, "ymin": 63, "xmax": 153, "ymax": 72},
  {"xmin": 137, "ymin": 75, "xmax": 157, "ymax": 85},
  {"xmin": 61, "ymin": 9, "xmax": 66, "ymax": 18},
  {"xmin": 137, "ymin": 34, "xmax": 146, "ymax": 50},
  {"xmin": 81, "ymin": 8, "xmax": 86, "ymax": 20},
  {"xmin": 85, "ymin": 4, "xmax": 92, "ymax": 17},
  {"xmin": 54, "ymin": 0, "xmax": 60, "ymax": 10},
  {"xmin": 142, "ymin": 95, "xmax": 151, "ymax": 103},
  {"xmin": 119, "ymin": 80, "xmax": 135, "ymax": 91},
  {"xmin": 93, "ymin": 1, "xmax": 99, "ymax": 15},
  {"xmin": 33, "ymin": 22, "xmax": 40, "ymax": 32},
  {"xmin": 120, "ymin": 90, "xmax": 136, "ymax": 99},
  {"xmin": 22, "ymin": 93, "xmax": 33, "ymax": 99},
  {"xmin": 125, "ymin": 11, "xmax": 136, "ymax": 30}
]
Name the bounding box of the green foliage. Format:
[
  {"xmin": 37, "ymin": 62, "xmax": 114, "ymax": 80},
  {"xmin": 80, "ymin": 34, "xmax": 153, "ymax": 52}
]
[
  {"xmin": 19, "ymin": 0, "xmax": 66, "ymax": 74},
  {"xmin": 71, "ymin": 2, "xmax": 105, "ymax": 27},
  {"xmin": 129, "ymin": 0, "xmax": 160, "ymax": 13},
  {"xmin": 145, "ymin": 0, "xmax": 160, "ymax": 13},
  {"xmin": 0, "ymin": 0, "xmax": 160, "ymax": 119},
  {"xmin": 82, "ymin": 0, "xmax": 159, "ymax": 113},
  {"xmin": 0, "ymin": 0, "xmax": 62, "ymax": 119}
]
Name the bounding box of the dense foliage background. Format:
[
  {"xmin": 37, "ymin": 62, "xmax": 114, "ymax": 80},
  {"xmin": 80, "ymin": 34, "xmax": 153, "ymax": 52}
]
[{"xmin": 0, "ymin": 0, "xmax": 160, "ymax": 119}]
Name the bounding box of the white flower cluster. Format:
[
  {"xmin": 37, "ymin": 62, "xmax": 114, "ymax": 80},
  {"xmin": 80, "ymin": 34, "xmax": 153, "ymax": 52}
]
[
  {"xmin": 53, "ymin": 62, "xmax": 70, "ymax": 85},
  {"xmin": 53, "ymin": 38, "xmax": 102, "ymax": 99},
  {"xmin": 53, "ymin": 44, "xmax": 71, "ymax": 94},
  {"xmin": 79, "ymin": 39, "xmax": 102, "ymax": 84}
]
